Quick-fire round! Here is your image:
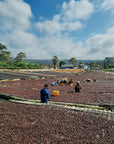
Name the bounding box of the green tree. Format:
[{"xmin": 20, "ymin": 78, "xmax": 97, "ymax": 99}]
[
  {"xmin": 52, "ymin": 56, "xmax": 58, "ymax": 69},
  {"xmin": 78, "ymin": 61, "xmax": 84, "ymax": 68},
  {"xmin": 0, "ymin": 43, "xmax": 11, "ymax": 62},
  {"xmin": 104, "ymin": 57, "xmax": 114, "ymax": 69},
  {"xmin": 69, "ymin": 57, "xmax": 77, "ymax": 67},
  {"xmin": 59, "ymin": 61, "xmax": 66, "ymax": 68},
  {"xmin": 15, "ymin": 52, "xmax": 26, "ymax": 62},
  {"xmin": 89, "ymin": 62, "xmax": 99, "ymax": 67}
]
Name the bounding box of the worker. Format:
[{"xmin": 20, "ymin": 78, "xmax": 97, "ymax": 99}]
[
  {"xmin": 40, "ymin": 84, "xmax": 50, "ymax": 103},
  {"xmin": 68, "ymin": 79, "xmax": 73, "ymax": 85},
  {"xmin": 84, "ymin": 79, "xmax": 92, "ymax": 83},
  {"xmin": 74, "ymin": 81, "xmax": 81, "ymax": 92},
  {"xmin": 51, "ymin": 80, "xmax": 56, "ymax": 86}
]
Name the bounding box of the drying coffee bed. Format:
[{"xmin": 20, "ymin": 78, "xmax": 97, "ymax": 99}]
[
  {"xmin": 0, "ymin": 71, "xmax": 114, "ymax": 105},
  {"xmin": 0, "ymin": 101, "xmax": 113, "ymax": 144}
]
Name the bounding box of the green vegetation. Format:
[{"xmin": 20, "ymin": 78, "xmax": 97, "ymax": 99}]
[
  {"xmin": 78, "ymin": 61, "xmax": 84, "ymax": 68},
  {"xmin": 0, "ymin": 94, "xmax": 12, "ymax": 100},
  {"xmin": 87, "ymin": 61, "xmax": 102, "ymax": 68},
  {"xmin": 0, "ymin": 94, "xmax": 25, "ymax": 101},
  {"xmin": 76, "ymin": 104, "xmax": 104, "ymax": 110},
  {"xmin": 0, "ymin": 43, "xmax": 11, "ymax": 62},
  {"xmin": 30, "ymin": 100, "xmax": 41, "ymax": 103},
  {"xmin": 0, "ymin": 61, "xmax": 41, "ymax": 69},
  {"xmin": 59, "ymin": 61, "xmax": 66, "ymax": 68},
  {"xmin": 52, "ymin": 102, "xmax": 114, "ymax": 112},
  {"xmin": 94, "ymin": 57, "xmax": 114, "ymax": 69},
  {"xmin": 69, "ymin": 57, "xmax": 77, "ymax": 67},
  {"xmin": 85, "ymin": 57, "xmax": 114, "ymax": 71},
  {"xmin": 0, "ymin": 43, "xmax": 41, "ymax": 69},
  {"xmin": 104, "ymin": 69, "xmax": 114, "ymax": 72},
  {"xmin": 99, "ymin": 104, "xmax": 114, "ymax": 112},
  {"xmin": 0, "ymin": 43, "xmax": 114, "ymax": 70},
  {"xmin": 52, "ymin": 56, "xmax": 58, "ymax": 69},
  {"xmin": 15, "ymin": 52, "xmax": 26, "ymax": 62},
  {"xmin": 104, "ymin": 57, "xmax": 114, "ymax": 69},
  {"xmin": 0, "ymin": 94, "xmax": 113, "ymax": 112}
]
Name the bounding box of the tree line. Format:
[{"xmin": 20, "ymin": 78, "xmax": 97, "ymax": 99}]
[
  {"xmin": 86, "ymin": 57, "xmax": 114, "ymax": 69},
  {"xmin": 0, "ymin": 43, "xmax": 114, "ymax": 69},
  {"xmin": 0, "ymin": 43, "xmax": 41, "ymax": 69},
  {"xmin": 52, "ymin": 56, "xmax": 114, "ymax": 70},
  {"xmin": 52, "ymin": 56, "xmax": 77, "ymax": 69},
  {"xmin": 0, "ymin": 43, "xmax": 78, "ymax": 69}
]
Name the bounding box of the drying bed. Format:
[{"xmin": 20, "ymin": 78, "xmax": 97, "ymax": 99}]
[
  {"xmin": 0, "ymin": 101, "xmax": 113, "ymax": 144},
  {"xmin": 0, "ymin": 71, "xmax": 114, "ymax": 144},
  {"xmin": 0, "ymin": 71, "xmax": 114, "ymax": 105}
]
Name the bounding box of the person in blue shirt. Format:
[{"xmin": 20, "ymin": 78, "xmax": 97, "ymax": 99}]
[
  {"xmin": 51, "ymin": 80, "xmax": 56, "ymax": 86},
  {"xmin": 40, "ymin": 84, "xmax": 50, "ymax": 103}
]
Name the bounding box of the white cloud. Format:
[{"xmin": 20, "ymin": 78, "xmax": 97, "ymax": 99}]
[
  {"xmin": 100, "ymin": 0, "xmax": 114, "ymax": 14},
  {"xmin": 91, "ymin": 0, "xmax": 114, "ymax": 15},
  {"xmin": 24, "ymin": 27, "xmax": 114, "ymax": 60},
  {"xmin": 0, "ymin": 0, "xmax": 113, "ymax": 60},
  {"xmin": 0, "ymin": 0, "xmax": 33, "ymax": 31},
  {"xmin": 62, "ymin": 0, "xmax": 94, "ymax": 21},
  {"xmin": 36, "ymin": 37, "xmax": 85, "ymax": 59},
  {"xmin": 31, "ymin": 27, "xmax": 114, "ymax": 60},
  {"xmin": 0, "ymin": 0, "xmax": 38, "ymax": 58},
  {"xmin": 36, "ymin": 0, "xmax": 93, "ymax": 36},
  {"xmin": 86, "ymin": 28, "xmax": 114, "ymax": 59},
  {"xmin": 62, "ymin": 21, "xmax": 83, "ymax": 32},
  {"xmin": 36, "ymin": 18, "xmax": 61, "ymax": 36},
  {"xmin": 107, "ymin": 27, "xmax": 114, "ymax": 34},
  {"xmin": 0, "ymin": 31, "xmax": 43, "ymax": 58},
  {"xmin": 36, "ymin": 20, "xmax": 83, "ymax": 36}
]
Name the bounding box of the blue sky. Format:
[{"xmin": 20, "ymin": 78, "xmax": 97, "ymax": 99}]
[{"xmin": 0, "ymin": 0, "xmax": 114, "ymax": 60}]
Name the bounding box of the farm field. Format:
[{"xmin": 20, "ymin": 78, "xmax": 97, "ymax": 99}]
[
  {"xmin": 0, "ymin": 101, "xmax": 114, "ymax": 144},
  {"xmin": 0, "ymin": 70, "xmax": 114, "ymax": 144},
  {"xmin": 0, "ymin": 71, "xmax": 114, "ymax": 105},
  {"xmin": 0, "ymin": 68, "xmax": 81, "ymax": 80}
]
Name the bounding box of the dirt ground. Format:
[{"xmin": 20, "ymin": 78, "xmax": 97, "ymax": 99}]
[
  {"xmin": 0, "ymin": 101, "xmax": 114, "ymax": 144},
  {"xmin": 0, "ymin": 71, "xmax": 114, "ymax": 105},
  {"xmin": 0, "ymin": 69, "xmax": 83, "ymax": 80},
  {"xmin": 0, "ymin": 69, "xmax": 114, "ymax": 144}
]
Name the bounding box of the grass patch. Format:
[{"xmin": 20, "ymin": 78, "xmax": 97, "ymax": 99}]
[
  {"xmin": 104, "ymin": 69, "xmax": 114, "ymax": 72},
  {"xmin": 0, "ymin": 94, "xmax": 26, "ymax": 101},
  {"xmin": 0, "ymin": 94, "xmax": 113, "ymax": 112},
  {"xmin": 11, "ymin": 97, "xmax": 27, "ymax": 101},
  {"xmin": 99, "ymin": 104, "xmax": 114, "ymax": 112},
  {"xmin": 0, "ymin": 94, "xmax": 12, "ymax": 100},
  {"xmin": 29, "ymin": 100, "xmax": 41, "ymax": 103},
  {"xmin": 52, "ymin": 102, "xmax": 114, "ymax": 112},
  {"xmin": 0, "ymin": 94, "xmax": 41, "ymax": 103}
]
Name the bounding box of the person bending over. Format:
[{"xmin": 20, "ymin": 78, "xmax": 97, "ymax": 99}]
[
  {"xmin": 74, "ymin": 81, "xmax": 81, "ymax": 92},
  {"xmin": 51, "ymin": 80, "xmax": 56, "ymax": 86}
]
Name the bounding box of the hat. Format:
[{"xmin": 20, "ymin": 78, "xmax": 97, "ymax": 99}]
[{"xmin": 77, "ymin": 81, "xmax": 80, "ymax": 84}]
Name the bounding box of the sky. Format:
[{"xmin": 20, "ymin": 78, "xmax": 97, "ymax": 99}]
[{"xmin": 0, "ymin": 0, "xmax": 114, "ymax": 60}]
